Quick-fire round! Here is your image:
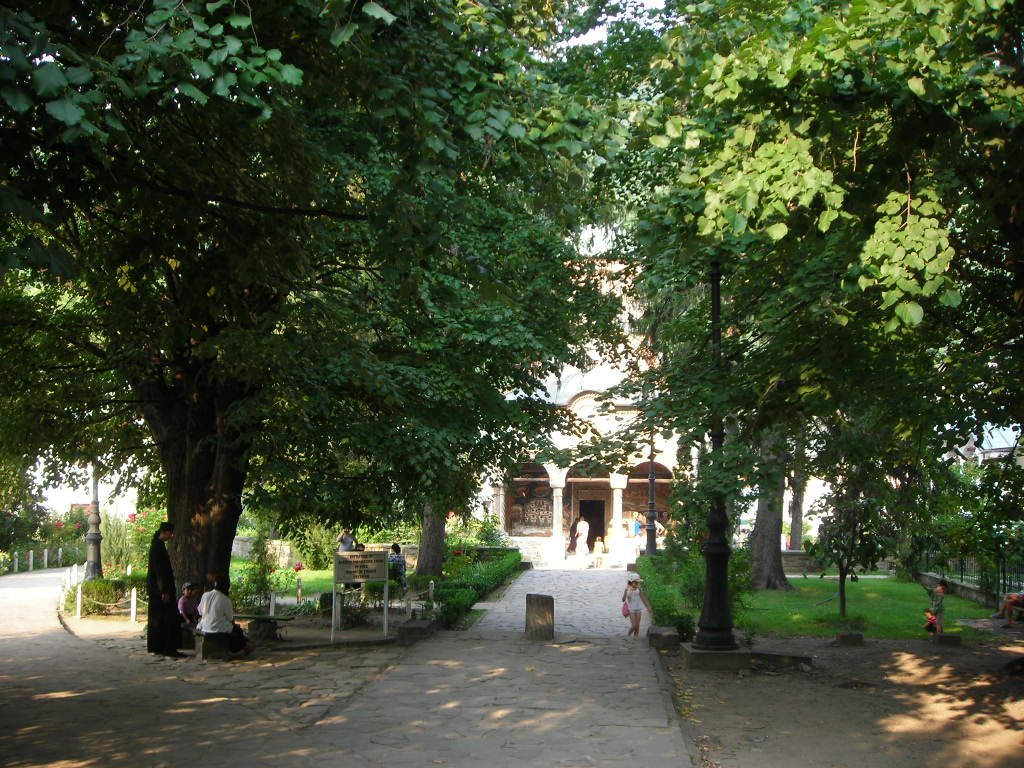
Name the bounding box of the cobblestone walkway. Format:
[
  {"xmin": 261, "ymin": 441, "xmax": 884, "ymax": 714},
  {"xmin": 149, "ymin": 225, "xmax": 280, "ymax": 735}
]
[{"xmin": 2, "ymin": 564, "xmax": 692, "ymax": 767}]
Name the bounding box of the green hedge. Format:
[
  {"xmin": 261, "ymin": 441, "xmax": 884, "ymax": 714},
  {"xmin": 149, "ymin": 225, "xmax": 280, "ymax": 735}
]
[
  {"xmin": 63, "ymin": 578, "xmax": 136, "ymax": 616},
  {"xmin": 432, "ymin": 550, "xmax": 521, "ymax": 627}
]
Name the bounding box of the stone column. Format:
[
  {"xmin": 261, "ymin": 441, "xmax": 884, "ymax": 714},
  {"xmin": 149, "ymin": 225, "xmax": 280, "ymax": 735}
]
[
  {"xmin": 550, "ymin": 484, "xmax": 565, "ymax": 563},
  {"xmin": 609, "ymin": 474, "xmax": 627, "ymax": 546}
]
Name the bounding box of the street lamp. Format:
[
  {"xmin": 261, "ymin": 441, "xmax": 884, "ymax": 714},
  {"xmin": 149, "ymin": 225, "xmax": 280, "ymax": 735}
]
[
  {"xmin": 694, "ymin": 261, "xmax": 737, "ymax": 650},
  {"xmin": 646, "ymin": 432, "xmax": 658, "ymax": 557},
  {"xmin": 84, "ymin": 467, "xmax": 103, "ymax": 581}
]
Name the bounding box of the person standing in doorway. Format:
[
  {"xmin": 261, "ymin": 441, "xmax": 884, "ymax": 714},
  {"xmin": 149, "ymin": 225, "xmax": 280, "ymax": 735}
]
[
  {"xmin": 622, "ymin": 574, "xmax": 652, "ymax": 637},
  {"xmin": 575, "ymin": 515, "xmax": 590, "ymax": 559},
  {"xmin": 147, "ymin": 522, "xmax": 183, "ymax": 657}
]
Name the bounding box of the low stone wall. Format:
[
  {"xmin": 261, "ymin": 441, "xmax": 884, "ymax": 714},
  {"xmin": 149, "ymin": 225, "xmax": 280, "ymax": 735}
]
[{"xmin": 920, "ymin": 572, "xmax": 993, "ymax": 608}]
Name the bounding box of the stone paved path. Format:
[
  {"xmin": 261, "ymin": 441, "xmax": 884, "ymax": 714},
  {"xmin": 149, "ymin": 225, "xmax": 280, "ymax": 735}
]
[{"xmin": 1, "ymin": 565, "xmax": 693, "ymax": 767}]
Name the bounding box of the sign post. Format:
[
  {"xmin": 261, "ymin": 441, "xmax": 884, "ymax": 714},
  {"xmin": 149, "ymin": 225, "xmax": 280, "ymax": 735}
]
[{"xmin": 332, "ymin": 551, "xmax": 389, "ymax": 642}]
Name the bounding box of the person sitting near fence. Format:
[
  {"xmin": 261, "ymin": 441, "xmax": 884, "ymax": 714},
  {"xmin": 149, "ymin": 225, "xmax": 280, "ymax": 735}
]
[
  {"xmin": 388, "ymin": 543, "xmax": 408, "ymax": 592},
  {"xmin": 177, "ymin": 582, "xmax": 202, "ymax": 629},
  {"xmin": 992, "ymin": 591, "xmax": 1024, "ymax": 627},
  {"xmin": 197, "ymin": 576, "xmax": 254, "ymax": 655}
]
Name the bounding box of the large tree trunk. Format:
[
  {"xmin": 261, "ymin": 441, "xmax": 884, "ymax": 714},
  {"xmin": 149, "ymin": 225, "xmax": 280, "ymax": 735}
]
[
  {"xmin": 750, "ymin": 439, "xmax": 792, "ymax": 590},
  {"xmin": 787, "ymin": 468, "xmax": 806, "ymax": 550},
  {"xmin": 137, "ymin": 375, "xmax": 250, "ymax": 591},
  {"xmin": 416, "ymin": 503, "xmax": 446, "ymax": 576}
]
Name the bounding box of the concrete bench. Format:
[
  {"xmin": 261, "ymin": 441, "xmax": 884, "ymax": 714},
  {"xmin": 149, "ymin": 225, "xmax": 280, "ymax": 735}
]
[{"xmin": 196, "ymin": 632, "xmax": 233, "ymax": 660}]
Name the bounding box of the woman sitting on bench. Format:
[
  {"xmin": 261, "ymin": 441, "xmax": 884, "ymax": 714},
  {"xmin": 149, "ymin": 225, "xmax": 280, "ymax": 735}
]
[{"xmin": 197, "ymin": 576, "xmax": 255, "ymax": 655}]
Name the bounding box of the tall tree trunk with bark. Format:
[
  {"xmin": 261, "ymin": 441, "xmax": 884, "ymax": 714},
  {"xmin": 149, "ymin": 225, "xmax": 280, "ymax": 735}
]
[
  {"xmin": 416, "ymin": 503, "xmax": 446, "ymax": 576},
  {"xmin": 750, "ymin": 438, "xmax": 792, "ymax": 590},
  {"xmin": 787, "ymin": 469, "xmax": 806, "ymax": 550},
  {"xmin": 136, "ymin": 374, "xmax": 251, "ymax": 590}
]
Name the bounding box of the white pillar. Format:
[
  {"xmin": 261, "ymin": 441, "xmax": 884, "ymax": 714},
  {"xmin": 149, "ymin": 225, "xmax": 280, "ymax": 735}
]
[
  {"xmin": 130, "ymin": 588, "xmax": 137, "ymax": 623},
  {"xmin": 43, "ymin": 548, "xmax": 48, "ymax": 569},
  {"xmin": 495, "ymin": 484, "xmax": 507, "ymax": 530},
  {"xmin": 551, "ymin": 486, "xmax": 564, "ymax": 538},
  {"xmin": 28, "ymin": 550, "xmax": 33, "ymax": 571}
]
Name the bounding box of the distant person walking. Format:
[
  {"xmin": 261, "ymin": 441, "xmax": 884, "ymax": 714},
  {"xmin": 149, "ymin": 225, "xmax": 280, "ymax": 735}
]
[
  {"xmin": 146, "ymin": 522, "xmax": 183, "ymax": 657},
  {"xmin": 622, "ymin": 574, "xmax": 652, "ymax": 637},
  {"xmin": 575, "ymin": 515, "xmax": 590, "ymax": 558}
]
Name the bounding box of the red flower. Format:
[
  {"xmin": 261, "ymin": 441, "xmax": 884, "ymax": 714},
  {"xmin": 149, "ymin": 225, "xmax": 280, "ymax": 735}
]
[
  {"xmin": 127, "ymin": 513, "xmax": 136, "ymax": 523},
  {"xmin": 75, "ymin": 522, "xmax": 82, "ymax": 529},
  {"xmin": 54, "ymin": 521, "xmax": 64, "ymax": 529},
  {"xmin": 293, "ymin": 562, "xmax": 304, "ymax": 571}
]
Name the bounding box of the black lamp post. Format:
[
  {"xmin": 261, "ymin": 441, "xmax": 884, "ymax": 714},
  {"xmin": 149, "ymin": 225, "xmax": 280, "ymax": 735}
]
[
  {"xmin": 646, "ymin": 432, "xmax": 658, "ymax": 557},
  {"xmin": 694, "ymin": 261, "xmax": 737, "ymax": 650},
  {"xmin": 84, "ymin": 467, "xmax": 103, "ymax": 581}
]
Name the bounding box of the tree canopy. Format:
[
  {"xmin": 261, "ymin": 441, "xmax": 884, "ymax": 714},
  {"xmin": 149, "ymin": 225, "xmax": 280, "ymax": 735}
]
[{"xmin": 0, "ymin": 1, "xmax": 625, "ymax": 584}]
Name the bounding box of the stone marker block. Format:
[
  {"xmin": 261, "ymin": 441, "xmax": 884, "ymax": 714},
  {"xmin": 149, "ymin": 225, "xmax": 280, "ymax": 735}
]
[
  {"xmin": 397, "ymin": 618, "xmax": 435, "ymax": 646},
  {"xmin": 933, "ymin": 633, "xmax": 962, "ymax": 646},
  {"xmin": 196, "ymin": 633, "xmax": 232, "ymax": 660},
  {"xmin": 647, "ymin": 626, "xmax": 680, "ymax": 651},
  {"xmin": 525, "ymin": 593, "xmax": 554, "ymax": 640},
  {"xmin": 246, "ymin": 618, "xmax": 279, "ymax": 642},
  {"xmin": 837, "ymin": 632, "xmax": 864, "ymax": 646}
]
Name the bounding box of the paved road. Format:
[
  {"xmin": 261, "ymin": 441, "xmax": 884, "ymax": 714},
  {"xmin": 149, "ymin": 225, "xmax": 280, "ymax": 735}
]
[{"xmin": 0, "ymin": 567, "xmax": 692, "ymax": 767}]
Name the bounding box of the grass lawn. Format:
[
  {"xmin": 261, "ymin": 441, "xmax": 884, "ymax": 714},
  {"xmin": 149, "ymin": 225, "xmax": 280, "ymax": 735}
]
[{"xmin": 737, "ymin": 577, "xmax": 994, "ymax": 640}]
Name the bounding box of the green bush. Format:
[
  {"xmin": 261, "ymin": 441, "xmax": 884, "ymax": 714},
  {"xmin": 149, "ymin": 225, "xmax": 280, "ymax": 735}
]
[
  {"xmin": 99, "ymin": 515, "xmax": 133, "ymax": 573},
  {"xmin": 64, "ymin": 578, "xmax": 131, "ymax": 615},
  {"xmin": 362, "ymin": 580, "xmax": 402, "ymax": 607},
  {"xmin": 281, "ymin": 519, "xmax": 340, "ymax": 570},
  {"xmin": 435, "ymin": 587, "xmax": 477, "ymax": 628},
  {"xmin": 431, "ymin": 550, "xmax": 521, "ymax": 627}
]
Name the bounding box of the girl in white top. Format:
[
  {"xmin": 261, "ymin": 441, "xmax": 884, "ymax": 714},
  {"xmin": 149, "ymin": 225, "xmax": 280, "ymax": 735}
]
[{"xmin": 622, "ymin": 575, "xmax": 653, "ymax": 637}]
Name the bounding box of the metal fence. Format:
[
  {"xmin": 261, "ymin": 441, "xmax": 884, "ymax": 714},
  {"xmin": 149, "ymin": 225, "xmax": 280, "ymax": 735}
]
[{"xmin": 923, "ymin": 551, "xmax": 1024, "ymax": 597}]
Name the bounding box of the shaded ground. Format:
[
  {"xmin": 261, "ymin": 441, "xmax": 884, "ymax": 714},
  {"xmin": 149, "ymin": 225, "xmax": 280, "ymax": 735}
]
[{"xmin": 666, "ymin": 623, "xmax": 1024, "ymax": 768}]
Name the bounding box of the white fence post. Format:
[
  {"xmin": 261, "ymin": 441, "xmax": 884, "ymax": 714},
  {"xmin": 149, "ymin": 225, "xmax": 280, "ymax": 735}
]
[
  {"xmin": 12, "ymin": 552, "xmax": 18, "ymax": 573},
  {"xmin": 76, "ymin": 583, "xmax": 83, "ymax": 619},
  {"xmin": 130, "ymin": 588, "xmax": 137, "ymax": 624},
  {"xmin": 57, "ymin": 547, "xmax": 63, "ymax": 567},
  {"xmin": 269, "ymin": 592, "xmax": 276, "ymax": 617},
  {"xmin": 27, "ymin": 550, "xmax": 33, "ymax": 571},
  {"xmin": 126, "ymin": 564, "xmax": 132, "ymax": 576},
  {"xmin": 43, "ymin": 548, "xmax": 48, "ymax": 569}
]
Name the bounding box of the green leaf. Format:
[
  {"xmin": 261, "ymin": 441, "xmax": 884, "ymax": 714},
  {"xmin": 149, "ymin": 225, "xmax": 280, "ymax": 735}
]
[
  {"xmin": 1, "ymin": 87, "xmax": 33, "ymax": 113},
  {"xmin": 649, "ymin": 135, "xmax": 671, "ymax": 148},
  {"xmin": 176, "ymin": 82, "xmax": 209, "ymax": 104},
  {"xmin": 227, "ymin": 14, "xmax": 253, "ymax": 29},
  {"xmin": 32, "ymin": 63, "xmax": 68, "ymax": 99},
  {"xmin": 507, "ymin": 123, "xmax": 526, "ymax": 139},
  {"xmin": 362, "ymin": 2, "xmax": 398, "ymax": 24},
  {"xmin": 939, "ymin": 289, "xmax": 962, "ymax": 307},
  {"xmin": 44, "ymin": 96, "xmax": 85, "ymax": 125},
  {"xmin": 765, "ymin": 223, "xmax": 788, "ymax": 241},
  {"xmin": 908, "ymin": 77, "xmax": 926, "ymax": 97},
  {"xmin": 331, "ymin": 23, "xmax": 358, "ymax": 46},
  {"xmin": 65, "ymin": 66, "xmax": 94, "ymax": 86},
  {"xmin": 278, "ymin": 64, "xmax": 303, "ymax": 85},
  {"xmin": 206, "ymin": 0, "xmax": 229, "ymax": 11},
  {"xmin": 895, "ymin": 301, "xmax": 924, "ymax": 326},
  {"xmin": 191, "ymin": 59, "xmax": 215, "ymax": 79}
]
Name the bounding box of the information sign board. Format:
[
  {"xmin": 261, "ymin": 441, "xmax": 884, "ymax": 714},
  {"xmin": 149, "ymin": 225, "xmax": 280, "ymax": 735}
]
[{"xmin": 334, "ymin": 551, "xmax": 387, "ymax": 584}]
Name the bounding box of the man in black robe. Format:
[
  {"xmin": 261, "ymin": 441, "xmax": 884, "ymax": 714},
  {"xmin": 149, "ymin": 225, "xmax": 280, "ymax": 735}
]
[{"xmin": 146, "ymin": 522, "xmax": 183, "ymax": 657}]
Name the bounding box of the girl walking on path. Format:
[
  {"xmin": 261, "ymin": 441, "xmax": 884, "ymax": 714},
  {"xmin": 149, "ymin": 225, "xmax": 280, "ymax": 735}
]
[{"xmin": 622, "ymin": 574, "xmax": 652, "ymax": 637}]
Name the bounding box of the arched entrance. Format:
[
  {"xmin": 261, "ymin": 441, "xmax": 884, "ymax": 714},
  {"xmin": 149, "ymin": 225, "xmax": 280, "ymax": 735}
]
[
  {"xmin": 625, "ymin": 461, "xmax": 673, "ymax": 536},
  {"xmin": 566, "ymin": 463, "xmax": 611, "ymax": 554}
]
